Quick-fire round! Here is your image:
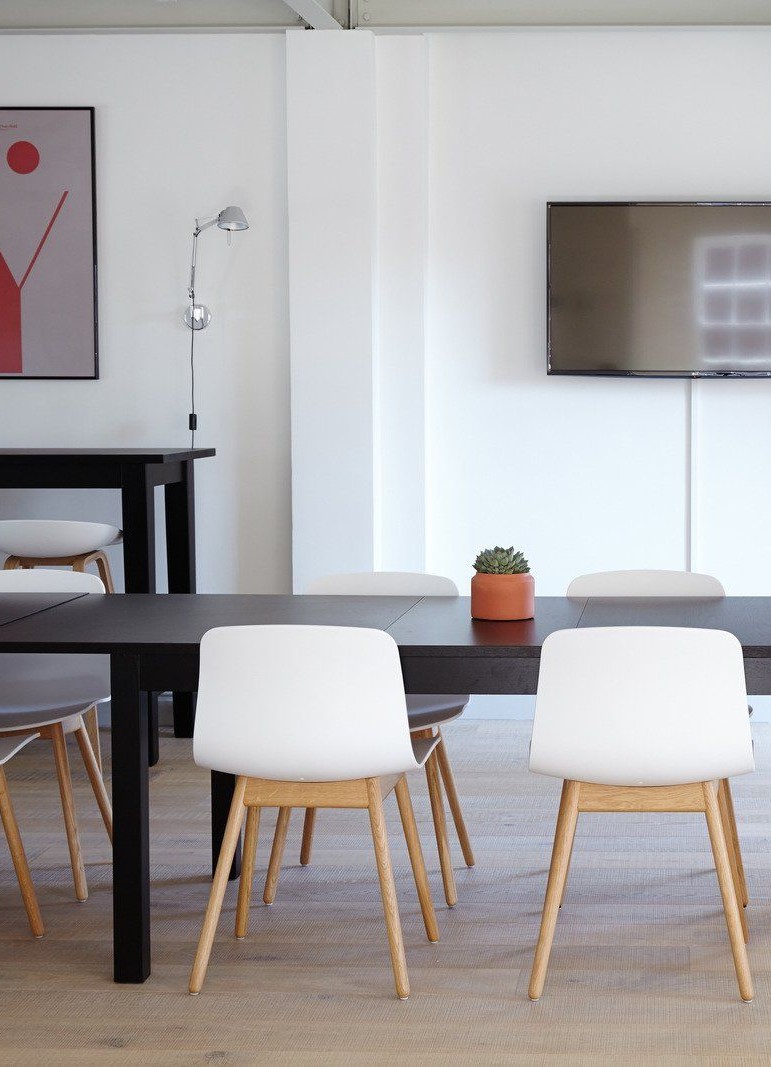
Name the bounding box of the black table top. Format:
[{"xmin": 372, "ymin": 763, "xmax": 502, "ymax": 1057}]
[
  {"xmin": 0, "ymin": 592, "xmax": 86, "ymax": 629},
  {"xmin": 578, "ymin": 596, "xmax": 771, "ymax": 657},
  {"xmin": 388, "ymin": 596, "xmax": 586, "ymax": 657},
  {"xmin": 0, "ymin": 448, "xmax": 216, "ymax": 463},
  {"xmin": 0, "ymin": 593, "xmax": 423, "ymax": 653},
  {"xmin": 1, "ymin": 593, "xmax": 771, "ymax": 657}
]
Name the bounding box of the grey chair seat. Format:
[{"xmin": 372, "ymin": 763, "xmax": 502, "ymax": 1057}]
[{"xmin": 406, "ymin": 694, "xmax": 469, "ymax": 732}]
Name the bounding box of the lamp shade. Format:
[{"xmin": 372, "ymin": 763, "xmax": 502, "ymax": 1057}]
[{"xmin": 217, "ymin": 205, "xmax": 249, "ymax": 231}]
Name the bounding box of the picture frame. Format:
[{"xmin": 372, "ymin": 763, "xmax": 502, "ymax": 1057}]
[{"xmin": 0, "ymin": 106, "xmax": 98, "ymax": 379}]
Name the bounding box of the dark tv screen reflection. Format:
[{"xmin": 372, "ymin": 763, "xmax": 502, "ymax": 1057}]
[{"xmin": 547, "ymin": 202, "xmax": 771, "ymax": 377}]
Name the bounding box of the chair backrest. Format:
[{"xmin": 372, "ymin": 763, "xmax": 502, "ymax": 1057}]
[
  {"xmin": 566, "ymin": 569, "xmax": 725, "ymax": 599},
  {"xmin": 0, "ymin": 569, "xmax": 105, "ymax": 594},
  {"xmin": 530, "ymin": 626, "xmax": 753, "ymax": 786},
  {"xmin": 193, "ymin": 625, "xmax": 421, "ymax": 781},
  {"xmin": 306, "ymin": 572, "xmax": 459, "ymax": 597}
]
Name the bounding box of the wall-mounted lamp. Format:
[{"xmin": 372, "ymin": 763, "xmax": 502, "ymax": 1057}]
[
  {"xmin": 184, "ymin": 205, "xmax": 249, "ymax": 330},
  {"xmin": 183, "ymin": 205, "xmax": 249, "ymax": 444}
]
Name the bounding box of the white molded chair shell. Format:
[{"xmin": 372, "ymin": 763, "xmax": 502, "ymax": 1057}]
[
  {"xmin": 0, "ymin": 733, "xmax": 39, "ymax": 765},
  {"xmin": 0, "ymin": 654, "xmax": 110, "ymax": 732},
  {"xmin": 305, "ymin": 572, "xmax": 468, "ymax": 727},
  {"xmin": 0, "ymin": 520, "xmax": 122, "ymax": 558},
  {"xmin": 0, "ymin": 569, "xmax": 109, "ymax": 731},
  {"xmin": 307, "ymin": 572, "xmax": 459, "ymax": 597},
  {"xmin": 194, "ymin": 625, "xmax": 430, "ymax": 782},
  {"xmin": 0, "ymin": 568, "xmax": 105, "ymax": 594},
  {"xmin": 567, "ymin": 569, "xmax": 725, "ymax": 599},
  {"xmin": 530, "ymin": 627, "xmax": 753, "ymax": 786}
]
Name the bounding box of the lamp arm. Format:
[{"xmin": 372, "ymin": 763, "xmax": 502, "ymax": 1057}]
[
  {"xmin": 188, "ymin": 230, "xmax": 199, "ymax": 299},
  {"xmin": 188, "ymin": 215, "xmax": 220, "ymax": 296}
]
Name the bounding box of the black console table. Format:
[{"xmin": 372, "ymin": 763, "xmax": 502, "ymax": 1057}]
[{"xmin": 0, "ymin": 448, "xmax": 215, "ymax": 751}]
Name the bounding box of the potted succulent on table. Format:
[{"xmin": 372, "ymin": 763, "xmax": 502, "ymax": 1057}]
[{"xmin": 471, "ymin": 546, "xmax": 535, "ymax": 621}]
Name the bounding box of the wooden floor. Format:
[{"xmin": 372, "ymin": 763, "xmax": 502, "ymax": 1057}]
[{"xmin": 1, "ymin": 720, "xmax": 771, "ymax": 1064}]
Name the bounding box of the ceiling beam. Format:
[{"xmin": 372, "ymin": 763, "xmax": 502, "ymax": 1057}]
[
  {"xmin": 350, "ymin": 0, "xmax": 771, "ymax": 27},
  {"xmin": 283, "ymin": 0, "xmax": 344, "ymax": 29}
]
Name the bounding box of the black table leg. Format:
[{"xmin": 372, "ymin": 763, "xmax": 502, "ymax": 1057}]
[
  {"xmin": 111, "ymin": 653, "xmax": 150, "ymax": 982},
  {"xmin": 212, "ymin": 770, "xmax": 241, "ymax": 881},
  {"xmin": 165, "ymin": 460, "xmax": 197, "ymax": 739},
  {"xmin": 147, "ymin": 695, "xmax": 159, "ymax": 767},
  {"xmin": 121, "ymin": 465, "xmax": 160, "ymax": 766}
]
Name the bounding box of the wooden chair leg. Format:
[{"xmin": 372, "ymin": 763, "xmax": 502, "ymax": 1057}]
[
  {"xmin": 559, "ymin": 781, "xmax": 576, "ymax": 908},
  {"xmin": 82, "ymin": 705, "xmax": 102, "ymax": 776},
  {"xmin": 435, "ymin": 731, "xmax": 474, "ymax": 867},
  {"xmin": 717, "ymin": 779, "xmax": 748, "ymax": 942},
  {"xmin": 263, "ymin": 807, "xmax": 291, "ymax": 905},
  {"xmin": 367, "ymin": 777, "xmax": 410, "ymax": 1000},
  {"xmin": 74, "ymin": 722, "xmax": 113, "ymax": 843},
  {"xmin": 189, "ymin": 776, "xmax": 248, "ymax": 994},
  {"xmin": 49, "ymin": 723, "xmax": 88, "ymax": 903},
  {"xmin": 0, "ymin": 766, "xmax": 44, "ymax": 938},
  {"xmin": 720, "ymin": 778, "xmax": 748, "ymax": 907},
  {"xmin": 703, "ymin": 781, "xmax": 754, "ymax": 1002},
  {"xmin": 394, "ymin": 775, "xmax": 439, "ymax": 944},
  {"xmin": 528, "ymin": 779, "xmax": 580, "ymax": 1001},
  {"xmin": 300, "ymin": 807, "xmax": 316, "ymax": 866},
  {"xmin": 94, "ymin": 552, "xmax": 116, "ymax": 594},
  {"xmin": 235, "ymin": 806, "xmax": 261, "ymax": 939},
  {"xmin": 425, "ymin": 749, "xmax": 457, "ymax": 907}
]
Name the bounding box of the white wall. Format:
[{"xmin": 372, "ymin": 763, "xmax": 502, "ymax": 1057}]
[
  {"xmin": 287, "ymin": 28, "xmax": 771, "ymax": 717},
  {"xmin": 0, "ymin": 34, "xmax": 291, "ymax": 593},
  {"xmin": 425, "ymin": 28, "xmax": 771, "ymax": 597}
]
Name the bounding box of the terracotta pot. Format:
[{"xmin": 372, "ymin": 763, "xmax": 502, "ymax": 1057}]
[{"xmin": 471, "ymin": 572, "xmax": 535, "ymax": 621}]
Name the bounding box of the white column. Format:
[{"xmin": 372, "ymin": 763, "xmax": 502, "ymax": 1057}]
[
  {"xmin": 287, "ymin": 31, "xmax": 428, "ymax": 591},
  {"xmin": 287, "ymin": 30, "xmax": 377, "ymax": 592}
]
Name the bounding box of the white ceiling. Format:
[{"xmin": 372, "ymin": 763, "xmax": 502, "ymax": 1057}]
[{"xmin": 1, "ymin": 0, "xmax": 771, "ymax": 31}]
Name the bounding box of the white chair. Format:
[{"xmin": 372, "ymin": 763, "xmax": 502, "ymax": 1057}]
[
  {"xmin": 566, "ymin": 567, "xmax": 748, "ymax": 905},
  {"xmin": 567, "ymin": 569, "xmax": 725, "ymax": 598},
  {"xmin": 0, "ymin": 569, "xmax": 112, "ymax": 902},
  {"xmin": 1, "ymin": 519, "xmax": 122, "ymax": 767},
  {"xmin": 0, "ymin": 519, "xmax": 122, "ymax": 594},
  {"xmin": 189, "ymin": 624, "xmax": 440, "ymax": 1000},
  {"xmin": 0, "ymin": 733, "xmax": 44, "ymax": 937},
  {"xmin": 528, "ymin": 626, "xmax": 754, "ymax": 1002},
  {"xmin": 285, "ymin": 571, "xmax": 472, "ymax": 908}
]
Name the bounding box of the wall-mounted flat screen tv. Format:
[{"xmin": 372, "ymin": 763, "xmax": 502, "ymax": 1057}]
[{"xmin": 548, "ymin": 201, "xmax": 771, "ymax": 377}]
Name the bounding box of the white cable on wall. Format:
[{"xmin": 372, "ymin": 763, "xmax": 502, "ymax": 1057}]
[{"xmin": 684, "ymin": 378, "xmax": 698, "ymax": 573}]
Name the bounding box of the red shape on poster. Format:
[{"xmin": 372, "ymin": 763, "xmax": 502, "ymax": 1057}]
[
  {"xmin": 7, "ymin": 141, "xmax": 40, "ymax": 175},
  {"xmin": 0, "ymin": 190, "xmax": 69, "ymax": 374}
]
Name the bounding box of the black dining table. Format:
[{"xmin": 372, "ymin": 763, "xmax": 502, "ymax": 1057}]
[
  {"xmin": 0, "ymin": 447, "xmax": 215, "ymax": 747},
  {"xmin": 1, "ymin": 590, "xmax": 771, "ymax": 984}
]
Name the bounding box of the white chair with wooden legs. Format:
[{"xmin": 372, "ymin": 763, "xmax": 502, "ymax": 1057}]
[
  {"xmin": 0, "ymin": 519, "xmax": 121, "ymax": 770},
  {"xmin": 0, "ymin": 569, "xmax": 112, "ymax": 902},
  {"xmin": 271, "ymin": 572, "xmax": 472, "ymax": 909},
  {"xmin": 528, "ymin": 625, "xmax": 755, "ymax": 1002},
  {"xmin": 189, "ymin": 624, "xmax": 440, "ymax": 1000},
  {"xmin": 565, "ymin": 568, "xmax": 748, "ymax": 910},
  {"xmin": 0, "ymin": 733, "xmax": 45, "ymax": 937}
]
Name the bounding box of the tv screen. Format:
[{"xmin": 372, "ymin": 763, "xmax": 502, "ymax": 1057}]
[{"xmin": 547, "ymin": 202, "xmax": 771, "ymax": 377}]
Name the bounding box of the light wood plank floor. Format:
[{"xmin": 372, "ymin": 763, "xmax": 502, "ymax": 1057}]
[{"xmin": 1, "ymin": 720, "xmax": 771, "ymax": 1065}]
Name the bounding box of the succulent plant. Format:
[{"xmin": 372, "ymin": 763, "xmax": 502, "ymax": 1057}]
[{"xmin": 473, "ymin": 546, "xmax": 530, "ymax": 575}]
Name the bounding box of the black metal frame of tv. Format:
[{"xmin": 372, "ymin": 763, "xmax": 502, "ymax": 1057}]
[{"xmin": 547, "ymin": 200, "xmax": 771, "ymax": 379}]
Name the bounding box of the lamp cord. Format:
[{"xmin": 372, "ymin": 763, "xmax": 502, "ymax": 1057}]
[{"xmin": 189, "ymin": 318, "xmax": 196, "ymax": 449}]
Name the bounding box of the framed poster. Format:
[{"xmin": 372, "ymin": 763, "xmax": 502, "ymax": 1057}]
[{"xmin": 0, "ymin": 107, "xmax": 97, "ymax": 379}]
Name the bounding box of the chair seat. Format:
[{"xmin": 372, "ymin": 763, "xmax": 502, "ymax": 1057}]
[
  {"xmin": 0, "ymin": 732, "xmax": 39, "ymax": 765},
  {"xmin": 407, "ymin": 694, "xmax": 469, "ymax": 732},
  {"xmin": 410, "ymin": 735, "xmax": 440, "ymax": 767},
  {"xmin": 0, "ymin": 653, "xmax": 109, "ymax": 731},
  {"xmin": 0, "ymin": 520, "xmax": 122, "ymax": 558}
]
